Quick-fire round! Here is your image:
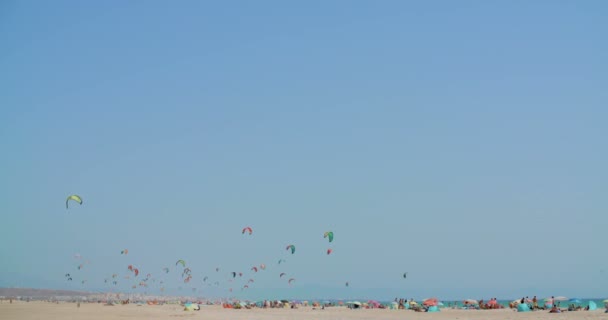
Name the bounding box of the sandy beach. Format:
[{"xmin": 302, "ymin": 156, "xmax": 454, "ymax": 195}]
[{"xmin": 1, "ymin": 301, "xmax": 606, "ymax": 320}]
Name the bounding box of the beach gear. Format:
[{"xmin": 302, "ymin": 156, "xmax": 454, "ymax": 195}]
[
  {"xmin": 588, "ymin": 301, "xmax": 597, "ymax": 311},
  {"xmin": 184, "ymin": 303, "xmax": 199, "ymax": 311},
  {"xmin": 517, "ymin": 303, "xmax": 531, "ymax": 312},
  {"xmin": 427, "ymin": 306, "xmax": 440, "ymax": 312},
  {"xmin": 423, "ymin": 298, "xmax": 438, "ymax": 306}
]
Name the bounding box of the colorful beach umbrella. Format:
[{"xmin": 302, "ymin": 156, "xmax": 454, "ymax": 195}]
[{"xmin": 423, "ymin": 298, "xmax": 438, "ymax": 306}]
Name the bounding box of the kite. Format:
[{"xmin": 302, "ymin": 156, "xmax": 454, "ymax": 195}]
[
  {"xmin": 286, "ymin": 244, "xmax": 296, "ymax": 254},
  {"xmin": 66, "ymin": 195, "xmax": 83, "ymax": 209}
]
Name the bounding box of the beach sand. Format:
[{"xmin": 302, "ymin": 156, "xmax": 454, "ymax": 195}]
[{"xmin": 1, "ymin": 301, "xmax": 606, "ymax": 320}]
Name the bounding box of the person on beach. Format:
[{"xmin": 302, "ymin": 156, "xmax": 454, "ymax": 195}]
[
  {"xmin": 532, "ymin": 296, "xmax": 538, "ymax": 309},
  {"xmin": 549, "ymin": 304, "xmax": 560, "ymax": 313}
]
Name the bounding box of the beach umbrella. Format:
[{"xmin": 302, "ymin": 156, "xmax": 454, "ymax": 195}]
[
  {"xmin": 464, "ymin": 299, "xmax": 478, "ymax": 305},
  {"xmin": 554, "ymin": 296, "xmax": 568, "ymax": 301},
  {"xmin": 368, "ymin": 300, "xmax": 381, "ymax": 308},
  {"xmin": 603, "ymin": 299, "xmax": 608, "ymax": 303},
  {"xmin": 569, "ymin": 298, "xmax": 582, "ymax": 304},
  {"xmin": 423, "ymin": 298, "xmax": 438, "ymax": 306}
]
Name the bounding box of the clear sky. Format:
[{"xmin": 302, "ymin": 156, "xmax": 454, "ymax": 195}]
[{"xmin": 1, "ymin": 0, "xmax": 607, "ymax": 301}]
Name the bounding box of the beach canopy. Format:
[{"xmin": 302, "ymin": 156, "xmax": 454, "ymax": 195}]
[
  {"xmin": 367, "ymin": 300, "xmax": 381, "ymax": 308},
  {"xmin": 464, "ymin": 299, "xmax": 478, "ymax": 305},
  {"xmin": 427, "ymin": 306, "xmax": 440, "ymax": 312},
  {"xmin": 543, "ymin": 296, "xmax": 568, "ymax": 301},
  {"xmin": 588, "ymin": 301, "xmax": 597, "ymax": 311},
  {"xmin": 423, "ymin": 298, "xmax": 438, "ymax": 306},
  {"xmin": 569, "ymin": 298, "xmax": 582, "ymax": 303},
  {"xmin": 184, "ymin": 303, "xmax": 199, "ymax": 311},
  {"xmin": 517, "ymin": 303, "xmax": 531, "ymax": 312}
]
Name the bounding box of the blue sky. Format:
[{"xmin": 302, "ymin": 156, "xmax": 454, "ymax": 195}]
[{"xmin": 1, "ymin": 1, "xmax": 607, "ymax": 300}]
